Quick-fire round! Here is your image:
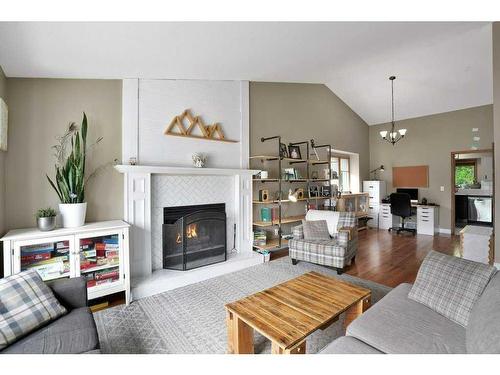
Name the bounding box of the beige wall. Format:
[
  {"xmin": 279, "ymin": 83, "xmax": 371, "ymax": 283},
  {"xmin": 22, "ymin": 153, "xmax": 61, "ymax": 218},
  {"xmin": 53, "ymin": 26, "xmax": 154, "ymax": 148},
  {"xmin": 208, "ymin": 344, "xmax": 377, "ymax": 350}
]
[
  {"xmin": 493, "ymin": 22, "xmax": 500, "ymax": 263},
  {"xmin": 0, "ymin": 67, "xmax": 6, "ymax": 238},
  {"xmin": 370, "ymin": 105, "xmax": 493, "ymax": 231},
  {"xmin": 5, "ymin": 78, "xmax": 123, "ymax": 230},
  {"xmin": 250, "ymin": 82, "xmax": 370, "ymax": 184}
]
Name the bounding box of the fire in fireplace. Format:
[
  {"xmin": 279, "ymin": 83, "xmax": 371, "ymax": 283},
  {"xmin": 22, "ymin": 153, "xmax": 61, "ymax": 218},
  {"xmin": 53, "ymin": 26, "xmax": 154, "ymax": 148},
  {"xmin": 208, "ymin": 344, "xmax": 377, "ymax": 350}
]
[{"xmin": 163, "ymin": 203, "xmax": 227, "ymax": 270}]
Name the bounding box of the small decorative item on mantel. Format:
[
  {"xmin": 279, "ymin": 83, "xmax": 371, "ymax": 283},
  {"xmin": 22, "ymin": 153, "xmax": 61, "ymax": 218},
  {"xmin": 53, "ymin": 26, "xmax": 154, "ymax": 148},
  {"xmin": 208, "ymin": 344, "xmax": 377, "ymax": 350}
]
[
  {"xmin": 192, "ymin": 153, "xmax": 207, "ymax": 168},
  {"xmin": 35, "ymin": 207, "xmax": 57, "ymax": 232},
  {"xmin": 47, "ymin": 112, "xmax": 103, "ymax": 228}
]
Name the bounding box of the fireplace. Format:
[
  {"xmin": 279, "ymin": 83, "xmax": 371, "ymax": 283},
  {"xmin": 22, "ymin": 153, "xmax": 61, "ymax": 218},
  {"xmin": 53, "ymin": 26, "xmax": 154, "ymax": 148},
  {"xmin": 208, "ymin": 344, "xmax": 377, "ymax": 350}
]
[{"xmin": 162, "ymin": 203, "xmax": 227, "ymax": 270}]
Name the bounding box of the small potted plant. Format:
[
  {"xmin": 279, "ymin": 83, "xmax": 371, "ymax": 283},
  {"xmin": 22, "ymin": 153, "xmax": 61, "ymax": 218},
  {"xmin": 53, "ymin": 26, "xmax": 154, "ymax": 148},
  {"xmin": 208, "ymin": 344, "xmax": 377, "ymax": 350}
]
[
  {"xmin": 47, "ymin": 113, "xmax": 102, "ymax": 228},
  {"xmin": 36, "ymin": 207, "xmax": 57, "ymax": 231}
]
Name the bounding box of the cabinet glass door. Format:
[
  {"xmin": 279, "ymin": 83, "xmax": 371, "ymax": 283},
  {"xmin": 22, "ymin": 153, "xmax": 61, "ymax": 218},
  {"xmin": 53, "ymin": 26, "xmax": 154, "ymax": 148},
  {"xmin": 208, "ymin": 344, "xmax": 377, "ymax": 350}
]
[
  {"xmin": 17, "ymin": 237, "xmax": 73, "ymax": 282},
  {"xmin": 77, "ymin": 232, "xmax": 121, "ymax": 290}
]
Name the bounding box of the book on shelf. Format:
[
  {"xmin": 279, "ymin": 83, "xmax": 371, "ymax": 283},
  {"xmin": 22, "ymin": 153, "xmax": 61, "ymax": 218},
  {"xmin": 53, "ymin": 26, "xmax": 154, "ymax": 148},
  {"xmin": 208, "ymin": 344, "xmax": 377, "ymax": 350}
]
[
  {"xmin": 82, "ymin": 249, "xmax": 96, "ymax": 258},
  {"xmin": 103, "ymin": 236, "xmax": 119, "ymax": 245},
  {"xmin": 21, "ymin": 252, "xmax": 51, "ymax": 263},
  {"xmin": 21, "ymin": 243, "xmax": 54, "ymax": 254},
  {"xmin": 56, "ymin": 241, "xmax": 70, "ymax": 249},
  {"xmin": 80, "ymin": 238, "xmax": 94, "ymax": 247},
  {"xmin": 253, "ymin": 230, "xmax": 267, "ymax": 246}
]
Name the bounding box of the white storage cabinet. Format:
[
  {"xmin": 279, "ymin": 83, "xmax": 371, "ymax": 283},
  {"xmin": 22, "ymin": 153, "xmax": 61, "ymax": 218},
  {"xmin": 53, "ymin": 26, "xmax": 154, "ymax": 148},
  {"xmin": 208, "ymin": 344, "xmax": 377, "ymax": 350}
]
[{"xmin": 2, "ymin": 220, "xmax": 131, "ymax": 304}]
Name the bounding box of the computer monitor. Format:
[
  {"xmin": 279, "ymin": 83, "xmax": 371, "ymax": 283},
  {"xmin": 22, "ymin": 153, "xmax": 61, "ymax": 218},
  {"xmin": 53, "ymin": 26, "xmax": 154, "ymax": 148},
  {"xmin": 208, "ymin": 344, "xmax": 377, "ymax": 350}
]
[{"xmin": 396, "ymin": 188, "xmax": 418, "ymax": 201}]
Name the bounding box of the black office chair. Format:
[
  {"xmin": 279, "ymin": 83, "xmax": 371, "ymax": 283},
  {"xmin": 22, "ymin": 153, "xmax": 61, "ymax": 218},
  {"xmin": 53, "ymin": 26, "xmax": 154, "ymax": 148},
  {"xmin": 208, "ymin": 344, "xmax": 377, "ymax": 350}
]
[{"xmin": 389, "ymin": 193, "xmax": 416, "ymax": 236}]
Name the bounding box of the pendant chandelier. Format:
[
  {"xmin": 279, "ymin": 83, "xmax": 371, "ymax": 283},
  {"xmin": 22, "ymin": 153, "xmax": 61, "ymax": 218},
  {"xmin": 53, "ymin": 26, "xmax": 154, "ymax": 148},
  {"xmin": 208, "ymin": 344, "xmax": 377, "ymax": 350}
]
[{"xmin": 380, "ymin": 76, "xmax": 406, "ymax": 145}]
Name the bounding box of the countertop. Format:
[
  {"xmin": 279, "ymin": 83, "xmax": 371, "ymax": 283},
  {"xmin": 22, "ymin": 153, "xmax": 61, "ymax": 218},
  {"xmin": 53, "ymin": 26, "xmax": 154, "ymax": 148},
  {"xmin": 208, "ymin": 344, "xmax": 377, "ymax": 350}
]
[{"xmin": 455, "ymin": 189, "xmax": 493, "ymax": 197}]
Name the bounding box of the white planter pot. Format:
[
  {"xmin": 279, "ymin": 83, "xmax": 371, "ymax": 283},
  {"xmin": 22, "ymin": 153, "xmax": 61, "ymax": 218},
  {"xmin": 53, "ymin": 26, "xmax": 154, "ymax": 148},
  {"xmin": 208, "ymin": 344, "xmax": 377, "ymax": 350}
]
[{"xmin": 59, "ymin": 202, "xmax": 87, "ymax": 228}]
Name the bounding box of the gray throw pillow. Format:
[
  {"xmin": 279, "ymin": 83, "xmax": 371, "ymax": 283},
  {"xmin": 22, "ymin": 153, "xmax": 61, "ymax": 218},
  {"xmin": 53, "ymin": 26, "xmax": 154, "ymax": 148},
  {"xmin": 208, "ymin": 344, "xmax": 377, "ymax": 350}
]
[
  {"xmin": 0, "ymin": 269, "xmax": 67, "ymax": 350},
  {"xmin": 408, "ymin": 250, "xmax": 496, "ymax": 327},
  {"xmin": 302, "ymin": 220, "xmax": 331, "ymax": 240}
]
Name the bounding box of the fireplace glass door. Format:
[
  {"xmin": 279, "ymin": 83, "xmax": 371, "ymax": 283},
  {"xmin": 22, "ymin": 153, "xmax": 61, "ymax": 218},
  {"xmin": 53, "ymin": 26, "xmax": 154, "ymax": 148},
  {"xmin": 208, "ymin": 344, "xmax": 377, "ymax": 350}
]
[{"xmin": 163, "ymin": 207, "xmax": 227, "ymax": 270}]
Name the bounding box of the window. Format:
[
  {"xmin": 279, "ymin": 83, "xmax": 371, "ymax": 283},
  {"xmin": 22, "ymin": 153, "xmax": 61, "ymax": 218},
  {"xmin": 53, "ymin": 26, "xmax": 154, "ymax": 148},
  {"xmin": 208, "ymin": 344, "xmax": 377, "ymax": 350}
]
[
  {"xmin": 455, "ymin": 159, "xmax": 477, "ymax": 186},
  {"xmin": 331, "ymin": 155, "xmax": 350, "ymax": 192}
]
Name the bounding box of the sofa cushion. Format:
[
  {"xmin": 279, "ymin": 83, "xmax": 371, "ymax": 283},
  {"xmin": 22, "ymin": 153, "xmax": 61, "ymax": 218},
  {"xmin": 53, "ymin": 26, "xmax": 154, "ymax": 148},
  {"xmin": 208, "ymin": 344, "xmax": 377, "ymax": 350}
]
[
  {"xmin": 319, "ymin": 336, "xmax": 383, "ymax": 354},
  {"xmin": 408, "ymin": 251, "xmax": 496, "ymax": 327},
  {"xmin": 347, "ymin": 283, "xmax": 466, "ymax": 354},
  {"xmin": 0, "ymin": 269, "xmax": 67, "ymax": 350},
  {"xmin": 302, "ymin": 220, "xmax": 331, "ymax": 240},
  {"xmin": 466, "ymin": 271, "xmax": 500, "ymax": 353},
  {"xmin": 1, "ymin": 307, "xmax": 99, "ymax": 354}
]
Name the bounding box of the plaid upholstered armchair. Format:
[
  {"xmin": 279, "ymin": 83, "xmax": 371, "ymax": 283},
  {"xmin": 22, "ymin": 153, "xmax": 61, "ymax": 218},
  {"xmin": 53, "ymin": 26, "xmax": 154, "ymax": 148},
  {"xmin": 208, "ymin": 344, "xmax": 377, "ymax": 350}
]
[{"xmin": 289, "ymin": 211, "xmax": 358, "ymax": 274}]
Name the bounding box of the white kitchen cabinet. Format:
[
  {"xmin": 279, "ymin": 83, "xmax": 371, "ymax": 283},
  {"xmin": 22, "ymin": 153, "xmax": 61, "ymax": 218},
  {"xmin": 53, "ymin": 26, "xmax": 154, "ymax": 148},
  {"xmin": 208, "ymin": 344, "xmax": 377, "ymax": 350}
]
[{"xmin": 2, "ymin": 220, "xmax": 131, "ymax": 304}]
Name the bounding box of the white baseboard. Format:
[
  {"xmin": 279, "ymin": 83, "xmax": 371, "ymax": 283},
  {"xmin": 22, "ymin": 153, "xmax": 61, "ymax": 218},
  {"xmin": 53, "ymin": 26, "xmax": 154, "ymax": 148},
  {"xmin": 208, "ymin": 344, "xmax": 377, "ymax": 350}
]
[{"xmin": 439, "ymin": 228, "xmax": 452, "ymax": 234}]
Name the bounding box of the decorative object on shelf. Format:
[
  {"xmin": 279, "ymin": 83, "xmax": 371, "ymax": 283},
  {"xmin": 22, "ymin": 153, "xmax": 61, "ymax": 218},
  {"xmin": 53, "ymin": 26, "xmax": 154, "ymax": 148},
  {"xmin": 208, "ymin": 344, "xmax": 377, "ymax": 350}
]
[
  {"xmin": 164, "ymin": 109, "xmax": 237, "ymax": 143},
  {"xmin": 35, "ymin": 208, "xmax": 57, "ymax": 232},
  {"xmin": 323, "ymin": 169, "xmax": 330, "ymax": 180},
  {"xmin": 260, "ymin": 207, "xmax": 272, "ymax": 222},
  {"xmin": 288, "ymin": 144, "xmax": 302, "ymax": 159},
  {"xmin": 279, "ymin": 143, "xmax": 288, "ymax": 158},
  {"xmin": 47, "ymin": 113, "xmax": 102, "ymax": 228},
  {"xmin": 311, "ymin": 170, "xmax": 319, "ymax": 180},
  {"xmin": 0, "ymin": 97, "xmax": 8, "ymax": 151},
  {"xmin": 128, "ymin": 157, "xmax": 137, "ymax": 165},
  {"xmin": 192, "ymin": 153, "xmax": 207, "ymax": 168},
  {"xmin": 288, "ymin": 188, "xmax": 305, "ymax": 202},
  {"xmin": 421, "ymin": 197, "xmax": 428, "ymax": 205},
  {"xmin": 259, "ymin": 170, "xmax": 269, "ymax": 179},
  {"xmin": 331, "ymin": 171, "xmax": 339, "ymax": 179},
  {"xmin": 258, "ymin": 189, "xmax": 270, "ymax": 202},
  {"xmin": 370, "ymin": 165, "xmax": 385, "ymax": 180},
  {"xmin": 379, "ymin": 76, "xmax": 407, "ymax": 146}
]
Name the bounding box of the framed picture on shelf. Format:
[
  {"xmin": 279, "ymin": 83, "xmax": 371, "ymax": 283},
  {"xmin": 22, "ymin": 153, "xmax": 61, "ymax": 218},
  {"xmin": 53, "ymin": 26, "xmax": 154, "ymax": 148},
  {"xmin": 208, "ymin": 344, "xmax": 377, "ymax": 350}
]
[
  {"xmin": 288, "ymin": 144, "xmax": 302, "ymax": 159},
  {"xmin": 321, "ymin": 186, "xmax": 331, "ymax": 197},
  {"xmin": 308, "ymin": 185, "xmax": 319, "ymax": 198},
  {"xmin": 279, "ymin": 143, "xmax": 289, "ymax": 158},
  {"xmin": 283, "ymin": 168, "xmax": 295, "ymax": 180}
]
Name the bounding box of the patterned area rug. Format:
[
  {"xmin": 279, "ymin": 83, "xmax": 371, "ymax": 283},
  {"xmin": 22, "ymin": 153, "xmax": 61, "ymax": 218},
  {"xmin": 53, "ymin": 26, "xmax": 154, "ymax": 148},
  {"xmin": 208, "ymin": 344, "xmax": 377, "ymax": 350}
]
[{"xmin": 94, "ymin": 256, "xmax": 391, "ymax": 354}]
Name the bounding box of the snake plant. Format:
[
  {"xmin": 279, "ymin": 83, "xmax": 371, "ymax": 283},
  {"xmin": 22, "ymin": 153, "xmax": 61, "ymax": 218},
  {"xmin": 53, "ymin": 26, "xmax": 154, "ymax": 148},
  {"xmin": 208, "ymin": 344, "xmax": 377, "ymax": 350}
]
[{"xmin": 47, "ymin": 113, "xmax": 102, "ymax": 204}]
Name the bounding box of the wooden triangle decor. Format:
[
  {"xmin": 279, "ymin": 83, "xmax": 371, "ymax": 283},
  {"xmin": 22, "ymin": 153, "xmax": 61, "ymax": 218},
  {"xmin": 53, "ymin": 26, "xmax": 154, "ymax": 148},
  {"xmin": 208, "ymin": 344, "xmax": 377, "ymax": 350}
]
[{"xmin": 164, "ymin": 109, "xmax": 238, "ymax": 143}]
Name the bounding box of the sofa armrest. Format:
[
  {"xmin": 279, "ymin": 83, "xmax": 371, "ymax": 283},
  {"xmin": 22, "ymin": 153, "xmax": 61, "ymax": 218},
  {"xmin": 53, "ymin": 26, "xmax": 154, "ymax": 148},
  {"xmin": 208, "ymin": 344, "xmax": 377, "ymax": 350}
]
[
  {"xmin": 292, "ymin": 225, "xmax": 304, "ymax": 240},
  {"xmin": 338, "ymin": 226, "xmax": 356, "ymax": 241},
  {"xmin": 49, "ymin": 277, "xmax": 88, "ymax": 309}
]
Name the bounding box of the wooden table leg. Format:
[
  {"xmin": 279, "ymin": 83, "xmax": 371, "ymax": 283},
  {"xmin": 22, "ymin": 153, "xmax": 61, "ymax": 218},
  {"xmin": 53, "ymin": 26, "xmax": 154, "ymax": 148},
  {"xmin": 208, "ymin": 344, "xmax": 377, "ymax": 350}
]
[
  {"xmin": 271, "ymin": 340, "xmax": 306, "ymax": 354},
  {"xmin": 226, "ymin": 310, "xmax": 254, "ymax": 354},
  {"xmin": 343, "ymin": 294, "xmax": 371, "ymax": 329}
]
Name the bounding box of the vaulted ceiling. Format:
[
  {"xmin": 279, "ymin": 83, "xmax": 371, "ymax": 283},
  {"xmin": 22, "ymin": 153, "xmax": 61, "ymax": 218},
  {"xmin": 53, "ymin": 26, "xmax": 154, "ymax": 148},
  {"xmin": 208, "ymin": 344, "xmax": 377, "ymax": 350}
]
[{"xmin": 0, "ymin": 22, "xmax": 492, "ymax": 124}]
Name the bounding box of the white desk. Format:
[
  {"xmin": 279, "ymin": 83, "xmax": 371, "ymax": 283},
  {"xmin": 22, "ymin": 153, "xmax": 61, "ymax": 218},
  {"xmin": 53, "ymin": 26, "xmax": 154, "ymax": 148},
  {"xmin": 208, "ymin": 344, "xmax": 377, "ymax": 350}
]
[{"xmin": 379, "ymin": 203, "xmax": 439, "ymax": 236}]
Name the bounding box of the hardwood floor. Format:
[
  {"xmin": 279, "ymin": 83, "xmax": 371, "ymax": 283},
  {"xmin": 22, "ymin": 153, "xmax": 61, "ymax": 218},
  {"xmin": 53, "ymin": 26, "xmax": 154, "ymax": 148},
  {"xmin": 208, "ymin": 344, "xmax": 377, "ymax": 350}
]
[{"xmin": 271, "ymin": 228, "xmax": 461, "ymax": 288}]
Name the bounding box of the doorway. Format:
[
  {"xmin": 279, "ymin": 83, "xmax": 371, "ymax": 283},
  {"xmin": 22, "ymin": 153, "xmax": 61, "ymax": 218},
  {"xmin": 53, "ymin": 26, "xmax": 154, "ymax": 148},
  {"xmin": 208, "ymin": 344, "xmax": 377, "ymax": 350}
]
[{"xmin": 450, "ymin": 147, "xmax": 494, "ymax": 236}]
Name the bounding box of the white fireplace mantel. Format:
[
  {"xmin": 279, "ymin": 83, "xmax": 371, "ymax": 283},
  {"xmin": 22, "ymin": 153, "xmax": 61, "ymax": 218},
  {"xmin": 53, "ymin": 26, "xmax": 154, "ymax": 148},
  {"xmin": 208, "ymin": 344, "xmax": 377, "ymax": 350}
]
[
  {"xmin": 115, "ymin": 164, "xmax": 260, "ymax": 177},
  {"xmin": 114, "ymin": 164, "xmax": 260, "ymax": 279}
]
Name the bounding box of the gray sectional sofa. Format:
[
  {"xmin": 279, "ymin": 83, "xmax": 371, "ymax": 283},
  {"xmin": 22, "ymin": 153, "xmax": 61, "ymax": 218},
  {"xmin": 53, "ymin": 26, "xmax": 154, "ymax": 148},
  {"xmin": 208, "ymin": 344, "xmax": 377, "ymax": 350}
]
[
  {"xmin": 321, "ymin": 270, "xmax": 500, "ymax": 354},
  {"xmin": 0, "ymin": 277, "xmax": 100, "ymax": 354}
]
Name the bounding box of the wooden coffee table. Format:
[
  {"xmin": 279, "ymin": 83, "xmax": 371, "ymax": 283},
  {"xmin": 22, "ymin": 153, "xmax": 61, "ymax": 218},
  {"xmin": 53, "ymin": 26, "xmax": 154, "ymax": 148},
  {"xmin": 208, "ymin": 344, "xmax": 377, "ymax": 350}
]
[{"xmin": 225, "ymin": 271, "xmax": 371, "ymax": 354}]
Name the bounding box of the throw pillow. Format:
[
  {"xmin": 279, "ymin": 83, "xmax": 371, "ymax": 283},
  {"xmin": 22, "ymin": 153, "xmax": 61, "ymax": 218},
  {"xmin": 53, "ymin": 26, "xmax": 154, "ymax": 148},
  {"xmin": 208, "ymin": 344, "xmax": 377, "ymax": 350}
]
[
  {"xmin": 302, "ymin": 220, "xmax": 331, "ymax": 240},
  {"xmin": 0, "ymin": 269, "xmax": 67, "ymax": 350},
  {"xmin": 408, "ymin": 250, "xmax": 496, "ymax": 327}
]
